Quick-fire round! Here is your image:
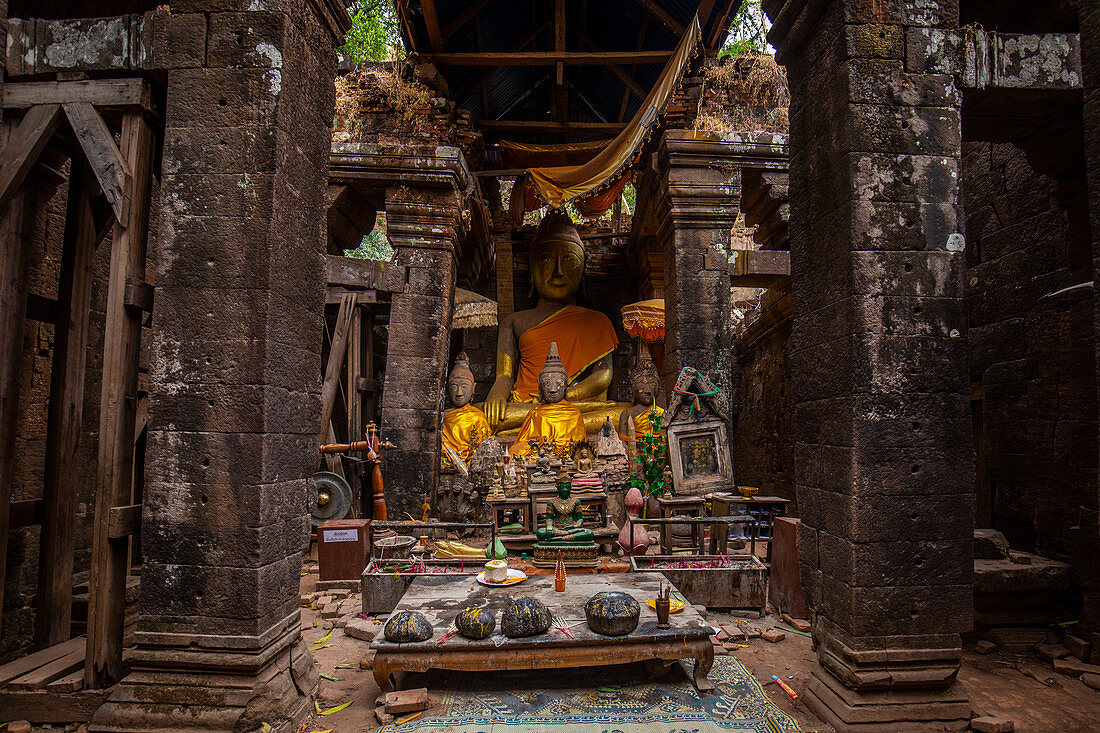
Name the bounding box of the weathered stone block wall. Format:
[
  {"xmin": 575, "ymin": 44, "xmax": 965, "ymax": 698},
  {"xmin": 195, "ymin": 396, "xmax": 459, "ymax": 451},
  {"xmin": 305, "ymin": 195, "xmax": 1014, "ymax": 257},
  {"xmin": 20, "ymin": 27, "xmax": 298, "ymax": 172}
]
[
  {"xmin": 963, "ymin": 140, "xmax": 1097, "ymax": 566},
  {"xmin": 732, "ymin": 303, "xmax": 794, "ymax": 503}
]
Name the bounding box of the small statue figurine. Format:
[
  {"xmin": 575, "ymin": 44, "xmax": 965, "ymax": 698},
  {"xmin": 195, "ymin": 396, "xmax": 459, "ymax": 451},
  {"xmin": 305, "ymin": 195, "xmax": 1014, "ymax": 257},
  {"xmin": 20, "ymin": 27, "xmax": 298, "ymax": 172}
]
[
  {"xmin": 441, "ymin": 352, "xmax": 491, "ymax": 471},
  {"xmin": 536, "ymin": 468, "xmax": 595, "ymax": 543},
  {"xmin": 619, "ymin": 346, "xmax": 664, "ymax": 451},
  {"xmin": 510, "ymin": 342, "xmax": 587, "ymax": 458}
]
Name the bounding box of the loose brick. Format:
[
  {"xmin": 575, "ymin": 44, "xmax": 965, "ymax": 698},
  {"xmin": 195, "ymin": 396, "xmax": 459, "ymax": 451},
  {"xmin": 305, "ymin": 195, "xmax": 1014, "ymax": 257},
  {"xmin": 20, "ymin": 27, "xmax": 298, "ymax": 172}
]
[{"xmin": 385, "ymin": 687, "xmax": 429, "ymax": 714}]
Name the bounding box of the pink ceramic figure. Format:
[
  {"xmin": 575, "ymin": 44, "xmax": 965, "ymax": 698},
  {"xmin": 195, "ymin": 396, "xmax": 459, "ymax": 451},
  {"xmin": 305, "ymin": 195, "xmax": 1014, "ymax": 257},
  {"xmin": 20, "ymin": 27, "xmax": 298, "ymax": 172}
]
[{"xmin": 618, "ymin": 487, "xmax": 651, "ymax": 556}]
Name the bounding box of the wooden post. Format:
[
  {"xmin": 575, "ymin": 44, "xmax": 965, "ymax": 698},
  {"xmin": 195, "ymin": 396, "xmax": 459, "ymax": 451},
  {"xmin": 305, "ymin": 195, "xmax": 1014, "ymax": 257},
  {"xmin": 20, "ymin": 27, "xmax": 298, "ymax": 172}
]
[
  {"xmin": 35, "ymin": 157, "xmax": 97, "ymax": 648},
  {"xmin": 0, "ymin": 151, "xmax": 38, "ymax": 641},
  {"xmin": 85, "ymin": 111, "xmax": 155, "ymax": 689},
  {"xmin": 346, "ymin": 304, "xmax": 363, "ymax": 509},
  {"xmin": 318, "ymin": 292, "xmax": 356, "ymax": 447}
]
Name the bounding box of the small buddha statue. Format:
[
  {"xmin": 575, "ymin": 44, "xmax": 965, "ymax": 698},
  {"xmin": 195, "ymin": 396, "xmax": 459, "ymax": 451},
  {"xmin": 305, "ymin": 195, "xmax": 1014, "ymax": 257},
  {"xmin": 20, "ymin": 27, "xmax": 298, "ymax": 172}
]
[
  {"xmin": 510, "ymin": 342, "xmax": 587, "ymax": 458},
  {"xmin": 440, "ymin": 352, "xmax": 491, "ymax": 470},
  {"xmin": 618, "ymin": 348, "xmax": 665, "ymax": 450},
  {"xmin": 482, "ymin": 211, "xmax": 622, "ymax": 433},
  {"xmin": 536, "ymin": 468, "xmax": 595, "ymax": 544}
]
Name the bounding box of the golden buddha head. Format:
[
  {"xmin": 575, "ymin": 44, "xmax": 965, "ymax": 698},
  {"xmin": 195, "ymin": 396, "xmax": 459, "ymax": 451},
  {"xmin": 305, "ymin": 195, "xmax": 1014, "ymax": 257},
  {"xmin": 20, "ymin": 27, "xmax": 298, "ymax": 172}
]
[
  {"xmin": 538, "ymin": 341, "xmax": 569, "ymax": 403},
  {"xmin": 448, "ymin": 351, "xmax": 475, "ymax": 407},
  {"xmin": 530, "ymin": 211, "xmax": 585, "ymax": 304}
]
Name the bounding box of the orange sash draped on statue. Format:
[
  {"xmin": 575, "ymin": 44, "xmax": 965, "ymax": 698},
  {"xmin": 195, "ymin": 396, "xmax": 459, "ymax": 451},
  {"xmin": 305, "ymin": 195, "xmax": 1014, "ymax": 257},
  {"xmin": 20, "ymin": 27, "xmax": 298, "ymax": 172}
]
[{"xmin": 509, "ymin": 306, "xmax": 619, "ymax": 403}]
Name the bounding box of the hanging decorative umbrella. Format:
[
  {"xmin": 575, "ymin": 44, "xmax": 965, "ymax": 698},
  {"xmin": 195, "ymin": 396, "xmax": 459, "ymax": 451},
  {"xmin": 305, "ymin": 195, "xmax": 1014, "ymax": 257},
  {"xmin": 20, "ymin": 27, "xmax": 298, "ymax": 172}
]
[
  {"xmin": 620, "ymin": 299, "xmax": 665, "ymax": 342},
  {"xmin": 452, "ymin": 288, "xmax": 498, "ymax": 330}
]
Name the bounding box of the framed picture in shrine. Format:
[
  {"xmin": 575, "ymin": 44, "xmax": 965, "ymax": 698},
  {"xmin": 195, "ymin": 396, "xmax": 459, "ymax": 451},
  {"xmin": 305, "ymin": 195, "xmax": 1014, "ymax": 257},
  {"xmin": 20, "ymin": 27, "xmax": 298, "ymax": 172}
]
[{"xmin": 666, "ymin": 417, "xmax": 734, "ymax": 495}]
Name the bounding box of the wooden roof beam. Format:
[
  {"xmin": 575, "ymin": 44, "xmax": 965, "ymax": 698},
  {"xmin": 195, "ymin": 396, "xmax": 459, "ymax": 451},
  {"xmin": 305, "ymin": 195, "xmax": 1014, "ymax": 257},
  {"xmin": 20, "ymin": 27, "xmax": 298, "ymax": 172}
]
[
  {"xmin": 553, "ymin": 0, "xmax": 567, "ymax": 122},
  {"xmin": 424, "ymin": 50, "xmax": 672, "ymax": 65},
  {"xmin": 443, "ymin": 0, "xmax": 494, "ymax": 39},
  {"xmin": 421, "ymin": 0, "xmax": 444, "ymax": 51},
  {"xmin": 475, "ymin": 120, "xmax": 625, "ymax": 134},
  {"xmin": 571, "ymin": 24, "xmax": 648, "ymax": 102},
  {"xmin": 619, "ymin": 11, "xmax": 651, "ymax": 122},
  {"xmin": 635, "ymin": 0, "xmax": 685, "ymax": 36}
]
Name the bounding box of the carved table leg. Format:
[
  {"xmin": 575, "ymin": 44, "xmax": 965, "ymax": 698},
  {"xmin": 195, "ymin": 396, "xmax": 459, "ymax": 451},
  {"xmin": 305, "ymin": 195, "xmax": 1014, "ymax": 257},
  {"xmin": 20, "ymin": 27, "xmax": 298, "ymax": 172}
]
[
  {"xmin": 692, "ymin": 643, "xmax": 716, "ymax": 693},
  {"xmin": 372, "ymin": 656, "xmax": 396, "ymax": 692}
]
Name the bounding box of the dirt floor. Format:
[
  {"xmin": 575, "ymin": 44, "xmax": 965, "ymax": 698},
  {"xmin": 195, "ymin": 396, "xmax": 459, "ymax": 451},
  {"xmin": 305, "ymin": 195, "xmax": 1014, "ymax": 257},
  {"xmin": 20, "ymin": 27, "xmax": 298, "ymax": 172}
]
[{"xmin": 299, "ymin": 564, "xmax": 1100, "ymax": 733}]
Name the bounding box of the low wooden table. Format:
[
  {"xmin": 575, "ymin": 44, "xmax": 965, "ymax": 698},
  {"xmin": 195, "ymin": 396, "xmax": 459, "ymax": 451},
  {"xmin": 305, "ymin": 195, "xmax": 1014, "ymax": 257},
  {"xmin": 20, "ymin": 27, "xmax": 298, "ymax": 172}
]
[{"xmin": 370, "ymin": 574, "xmax": 716, "ymax": 693}]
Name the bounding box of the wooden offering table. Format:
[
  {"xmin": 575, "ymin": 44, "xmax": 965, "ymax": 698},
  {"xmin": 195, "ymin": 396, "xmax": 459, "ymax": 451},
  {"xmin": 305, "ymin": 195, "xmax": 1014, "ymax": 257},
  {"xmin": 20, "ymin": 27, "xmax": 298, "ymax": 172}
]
[{"xmin": 370, "ymin": 574, "xmax": 716, "ymax": 693}]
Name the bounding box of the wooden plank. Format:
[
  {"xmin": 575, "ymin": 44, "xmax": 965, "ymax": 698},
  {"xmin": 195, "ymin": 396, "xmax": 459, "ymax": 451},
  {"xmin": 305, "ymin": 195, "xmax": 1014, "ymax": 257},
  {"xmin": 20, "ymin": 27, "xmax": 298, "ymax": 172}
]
[
  {"xmin": 3, "ymin": 79, "xmax": 152, "ymax": 110},
  {"xmin": 325, "ymin": 286, "xmax": 377, "ymax": 305},
  {"xmin": 107, "ymin": 504, "xmax": 142, "ymax": 539},
  {"xmin": 347, "ymin": 306, "xmax": 363, "ymax": 445},
  {"xmin": 318, "ymin": 293, "xmax": 357, "ymax": 449},
  {"xmin": 86, "ymin": 111, "xmax": 156, "ymax": 690},
  {"xmin": 635, "ymin": 0, "xmax": 685, "ymax": 36},
  {"xmin": 475, "ymin": 120, "xmax": 626, "ymax": 134},
  {"xmin": 0, "ymin": 104, "xmax": 64, "ymax": 212},
  {"xmin": 36, "ymin": 157, "xmax": 98, "ymax": 648},
  {"xmin": 0, "ymin": 688, "xmax": 107, "ymax": 723},
  {"xmin": 63, "ymin": 102, "xmax": 132, "ymax": 223},
  {"xmin": 424, "ymin": 50, "xmax": 672, "ymax": 65},
  {"xmin": 123, "ymin": 277, "xmax": 153, "ymax": 312},
  {"xmin": 0, "ymin": 637, "xmax": 85, "ymax": 686},
  {"xmin": 0, "ymin": 116, "xmax": 39, "ymax": 640},
  {"xmin": 8, "ymin": 648, "xmax": 85, "ymax": 690},
  {"xmin": 326, "ymin": 254, "xmax": 405, "ymax": 291},
  {"xmin": 45, "ymin": 668, "xmax": 84, "ymax": 693}
]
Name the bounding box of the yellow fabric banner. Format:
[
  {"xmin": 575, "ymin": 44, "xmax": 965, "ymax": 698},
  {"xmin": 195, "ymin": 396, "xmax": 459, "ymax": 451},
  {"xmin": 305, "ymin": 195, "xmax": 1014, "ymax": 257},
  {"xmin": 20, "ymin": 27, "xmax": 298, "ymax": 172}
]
[{"xmin": 514, "ymin": 15, "xmax": 701, "ymax": 216}]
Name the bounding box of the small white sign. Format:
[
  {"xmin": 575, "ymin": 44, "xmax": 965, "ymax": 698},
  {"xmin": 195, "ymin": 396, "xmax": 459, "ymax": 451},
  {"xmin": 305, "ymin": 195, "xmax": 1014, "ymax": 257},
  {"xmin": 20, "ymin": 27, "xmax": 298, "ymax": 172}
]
[{"xmin": 323, "ymin": 528, "xmax": 358, "ymax": 543}]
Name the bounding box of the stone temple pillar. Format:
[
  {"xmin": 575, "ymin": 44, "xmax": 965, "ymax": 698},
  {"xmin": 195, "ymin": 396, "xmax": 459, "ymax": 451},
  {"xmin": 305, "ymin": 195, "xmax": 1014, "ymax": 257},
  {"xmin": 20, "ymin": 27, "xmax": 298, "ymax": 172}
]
[
  {"xmin": 656, "ymin": 130, "xmax": 741, "ymax": 416},
  {"xmin": 379, "ymin": 188, "xmax": 466, "ymax": 520},
  {"xmin": 765, "ymin": 0, "xmax": 973, "ymax": 730},
  {"xmin": 92, "ymin": 2, "xmax": 347, "ymax": 730}
]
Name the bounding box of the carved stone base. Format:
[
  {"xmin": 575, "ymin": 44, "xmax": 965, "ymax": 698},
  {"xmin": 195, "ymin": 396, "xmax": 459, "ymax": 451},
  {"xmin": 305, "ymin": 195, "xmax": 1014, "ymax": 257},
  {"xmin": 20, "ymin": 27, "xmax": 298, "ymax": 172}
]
[
  {"xmin": 533, "ymin": 543, "xmax": 598, "ymax": 568},
  {"xmin": 91, "ymin": 626, "xmax": 316, "ymax": 733},
  {"xmin": 801, "ymin": 666, "xmax": 970, "ymax": 733}
]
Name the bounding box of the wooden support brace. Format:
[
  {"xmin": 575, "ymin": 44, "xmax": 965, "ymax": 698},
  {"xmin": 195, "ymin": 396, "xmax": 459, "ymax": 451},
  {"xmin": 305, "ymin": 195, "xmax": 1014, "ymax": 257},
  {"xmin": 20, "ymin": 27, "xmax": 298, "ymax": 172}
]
[
  {"xmin": 107, "ymin": 505, "xmax": 142, "ymax": 540},
  {"xmin": 0, "ymin": 104, "xmax": 64, "ymax": 211},
  {"xmin": 318, "ymin": 292, "xmax": 357, "ymax": 448},
  {"xmin": 63, "ymin": 102, "xmax": 132, "ymax": 223},
  {"xmin": 86, "ymin": 111, "xmax": 156, "ymax": 690},
  {"xmin": 123, "ymin": 277, "xmax": 154, "ymax": 313},
  {"xmin": 3, "ymin": 79, "xmax": 154, "ymax": 110}
]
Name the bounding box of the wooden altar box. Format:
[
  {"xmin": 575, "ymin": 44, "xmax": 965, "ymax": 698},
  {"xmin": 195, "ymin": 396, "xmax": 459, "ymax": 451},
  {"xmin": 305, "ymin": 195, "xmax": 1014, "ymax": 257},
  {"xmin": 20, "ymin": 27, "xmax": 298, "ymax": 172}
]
[{"xmin": 318, "ymin": 519, "xmax": 371, "ymax": 581}]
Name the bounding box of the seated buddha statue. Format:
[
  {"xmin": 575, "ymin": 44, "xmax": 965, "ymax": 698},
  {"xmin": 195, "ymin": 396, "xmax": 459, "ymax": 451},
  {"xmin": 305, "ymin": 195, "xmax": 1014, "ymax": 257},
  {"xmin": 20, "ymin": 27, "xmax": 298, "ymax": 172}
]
[
  {"xmin": 618, "ymin": 349, "xmax": 665, "ymax": 449},
  {"xmin": 440, "ymin": 352, "xmax": 491, "ymax": 471},
  {"xmin": 482, "ymin": 211, "xmax": 622, "ymax": 434},
  {"xmin": 510, "ymin": 342, "xmax": 587, "ymax": 459},
  {"xmin": 535, "ymin": 467, "xmax": 595, "ymax": 544}
]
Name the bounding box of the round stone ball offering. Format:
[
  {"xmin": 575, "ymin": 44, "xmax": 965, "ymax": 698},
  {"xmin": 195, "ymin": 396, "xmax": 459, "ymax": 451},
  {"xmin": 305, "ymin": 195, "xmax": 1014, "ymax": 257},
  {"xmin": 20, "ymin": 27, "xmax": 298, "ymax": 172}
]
[
  {"xmin": 585, "ymin": 591, "xmax": 640, "ymax": 636},
  {"xmin": 501, "ymin": 596, "xmax": 552, "ymax": 638},
  {"xmin": 455, "ymin": 605, "xmax": 496, "ymax": 640},
  {"xmin": 383, "ymin": 610, "xmax": 433, "ymax": 643}
]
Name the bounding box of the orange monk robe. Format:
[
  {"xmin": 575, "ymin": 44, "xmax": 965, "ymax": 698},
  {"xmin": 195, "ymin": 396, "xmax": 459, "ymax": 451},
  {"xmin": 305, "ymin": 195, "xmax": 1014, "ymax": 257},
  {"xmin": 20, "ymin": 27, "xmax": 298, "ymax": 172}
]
[
  {"xmin": 440, "ymin": 404, "xmax": 491, "ymax": 465},
  {"xmin": 510, "ymin": 401, "xmax": 587, "ymax": 458},
  {"xmin": 509, "ymin": 306, "xmax": 619, "ymax": 403}
]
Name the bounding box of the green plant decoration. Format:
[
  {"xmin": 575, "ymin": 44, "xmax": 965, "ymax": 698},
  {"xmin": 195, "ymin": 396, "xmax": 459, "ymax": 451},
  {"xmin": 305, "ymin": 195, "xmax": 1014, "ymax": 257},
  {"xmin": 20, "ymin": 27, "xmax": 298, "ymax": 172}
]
[{"xmin": 622, "ymin": 411, "xmax": 670, "ymax": 517}]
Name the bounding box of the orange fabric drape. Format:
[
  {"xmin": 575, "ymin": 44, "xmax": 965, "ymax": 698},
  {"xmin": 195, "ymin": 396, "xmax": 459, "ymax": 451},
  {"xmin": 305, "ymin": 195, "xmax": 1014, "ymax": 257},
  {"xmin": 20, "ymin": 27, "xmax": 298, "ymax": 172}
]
[
  {"xmin": 510, "ymin": 306, "xmax": 619, "ymax": 403},
  {"xmin": 509, "ymin": 15, "xmax": 701, "ymax": 218}
]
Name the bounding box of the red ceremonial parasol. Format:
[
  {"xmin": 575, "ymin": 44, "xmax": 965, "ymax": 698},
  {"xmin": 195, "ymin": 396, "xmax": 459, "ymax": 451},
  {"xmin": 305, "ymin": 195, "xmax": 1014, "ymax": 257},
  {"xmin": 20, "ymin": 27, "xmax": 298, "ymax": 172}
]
[{"xmin": 621, "ymin": 299, "xmax": 665, "ymax": 342}]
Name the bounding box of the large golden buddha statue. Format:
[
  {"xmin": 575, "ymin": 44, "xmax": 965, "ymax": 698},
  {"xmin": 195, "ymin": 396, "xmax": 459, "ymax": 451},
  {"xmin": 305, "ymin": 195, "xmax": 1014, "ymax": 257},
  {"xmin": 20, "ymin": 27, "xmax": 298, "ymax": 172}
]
[
  {"xmin": 483, "ymin": 211, "xmax": 621, "ymax": 433},
  {"xmin": 510, "ymin": 342, "xmax": 587, "ymax": 458}
]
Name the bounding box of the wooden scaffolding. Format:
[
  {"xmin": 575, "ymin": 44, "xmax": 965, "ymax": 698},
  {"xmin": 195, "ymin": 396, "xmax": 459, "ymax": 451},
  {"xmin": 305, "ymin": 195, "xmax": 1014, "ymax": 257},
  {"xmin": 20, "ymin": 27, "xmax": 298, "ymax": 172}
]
[{"xmin": 0, "ymin": 78, "xmax": 160, "ymax": 719}]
